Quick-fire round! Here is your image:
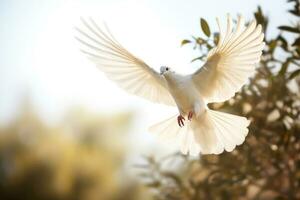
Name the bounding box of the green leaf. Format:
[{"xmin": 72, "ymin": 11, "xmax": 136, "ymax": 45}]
[
  {"xmin": 213, "ymin": 33, "xmax": 220, "ymax": 45},
  {"xmin": 289, "ymin": 9, "xmax": 300, "ymax": 17},
  {"xmin": 254, "ymin": 6, "xmax": 267, "ymax": 31},
  {"xmin": 191, "ymin": 55, "xmax": 205, "ymax": 63},
  {"xmin": 278, "ymin": 35, "xmax": 288, "ymax": 51},
  {"xmin": 295, "ymin": 47, "xmax": 300, "ymax": 58},
  {"xmin": 289, "ymin": 69, "xmax": 300, "ymax": 80},
  {"xmin": 268, "ymin": 40, "xmax": 277, "ymax": 53},
  {"xmin": 181, "ymin": 39, "xmax": 191, "ymax": 46},
  {"xmin": 292, "ymin": 37, "xmax": 300, "ymax": 47},
  {"xmin": 254, "ymin": 6, "xmax": 263, "ymax": 23},
  {"xmin": 195, "ymin": 37, "xmax": 205, "ymax": 45},
  {"xmin": 200, "ymin": 18, "xmax": 211, "ymax": 37},
  {"xmin": 278, "ymin": 26, "xmax": 300, "ymax": 34},
  {"xmin": 278, "ymin": 58, "xmax": 291, "ymax": 76}
]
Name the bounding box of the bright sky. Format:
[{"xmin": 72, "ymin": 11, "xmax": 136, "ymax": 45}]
[{"xmin": 0, "ymin": 0, "xmax": 288, "ymax": 155}]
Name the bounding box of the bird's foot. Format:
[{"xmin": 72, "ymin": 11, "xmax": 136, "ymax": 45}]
[
  {"xmin": 177, "ymin": 115, "xmax": 185, "ymax": 127},
  {"xmin": 188, "ymin": 111, "xmax": 193, "ymax": 121}
]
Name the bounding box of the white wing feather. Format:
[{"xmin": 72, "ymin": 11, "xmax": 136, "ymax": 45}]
[
  {"xmin": 76, "ymin": 18, "xmax": 175, "ymax": 106},
  {"xmin": 192, "ymin": 14, "xmax": 265, "ymax": 103}
]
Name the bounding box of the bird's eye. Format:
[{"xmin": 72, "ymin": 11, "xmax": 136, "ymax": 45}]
[{"xmin": 166, "ymin": 67, "xmax": 169, "ymax": 71}]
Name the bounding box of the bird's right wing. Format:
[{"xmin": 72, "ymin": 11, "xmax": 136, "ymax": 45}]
[{"xmin": 75, "ymin": 18, "xmax": 176, "ymax": 106}]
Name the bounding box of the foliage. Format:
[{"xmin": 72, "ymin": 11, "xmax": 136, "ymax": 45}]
[
  {"xmin": 0, "ymin": 104, "xmax": 148, "ymax": 200},
  {"xmin": 139, "ymin": 0, "xmax": 300, "ymax": 199}
]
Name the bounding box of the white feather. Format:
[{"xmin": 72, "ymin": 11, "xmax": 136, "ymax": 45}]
[
  {"xmin": 76, "ymin": 18, "xmax": 176, "ymax": 106},
  {"xmin": 150, "ymin": 109, "xmax": 250, "ymax": 155},
  {"xmin": 192, "ymin": 15, "xmax": 265, "ymax": 103},
  {"xmin": 77, "ymin": 15, "xmax": 264, "ymax": 155}
]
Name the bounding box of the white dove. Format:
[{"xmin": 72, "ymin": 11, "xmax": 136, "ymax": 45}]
[{"xmin": 75, "ymin": 15, "xmax": 264, "ymax": 155}]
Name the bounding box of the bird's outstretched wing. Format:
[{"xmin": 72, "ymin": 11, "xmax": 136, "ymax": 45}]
[
  {"xmin": 76, "ymin": 18, "xmax": 175, "ymax": 106},
  {"xmin": 191, "ymin": 15, "xmax": 265, "ymax": 103}
]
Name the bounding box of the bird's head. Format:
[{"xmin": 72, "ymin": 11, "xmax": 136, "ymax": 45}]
[{"xmin": 160, "ymin": 66, "xmax": 173, "ymax": 75}]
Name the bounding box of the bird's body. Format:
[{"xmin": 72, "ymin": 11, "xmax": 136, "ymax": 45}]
[
  {"xmin": 163, "ymin": 72, "xmax": 205, "ymax": 117},
  {"xmin": 154, "ymin": 70, "xmax": 250, "ymax": 155},
  {"xmin": 76, "ymin": 14, "xmax": 265, "ymax": 155}
]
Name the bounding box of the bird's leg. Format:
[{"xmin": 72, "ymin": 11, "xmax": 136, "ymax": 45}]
[
  {"xmin": 177, "ymin": 115, "xmax": 185, "ymax": 127},
  {"xmin": 188, "ymin": 111, "xmax": 193, "ymax": 121}
]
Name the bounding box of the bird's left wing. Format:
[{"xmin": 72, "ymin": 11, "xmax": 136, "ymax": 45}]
[
  {"xmin": 191, "ymin": 15, "xmax": 265, "ymax": 103},
  {"xmin": 75, "ymin": 18, "xmax": 175, "ymax": 106}
]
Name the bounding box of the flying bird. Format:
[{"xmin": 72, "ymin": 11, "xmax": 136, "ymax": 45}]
[{"xmin": 75, "ymin": 15, "xmax": 264, "ymax": 155}]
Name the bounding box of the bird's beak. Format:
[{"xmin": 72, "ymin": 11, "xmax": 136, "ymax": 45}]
[{"xmin": 160, "ymin": 72, "xmax": 163, "ymax": 75}]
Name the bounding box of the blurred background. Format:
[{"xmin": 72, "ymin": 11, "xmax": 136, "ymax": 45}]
[{"xmin": 0, "ymin": 0, "xmax": 299, "ymax": 199}]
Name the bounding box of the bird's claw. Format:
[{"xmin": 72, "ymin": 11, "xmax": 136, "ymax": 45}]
[
  {"xmin": 177, "ymin": 115, "xmax": 185, "ymax": 127},
  {"xmin": 188, "ymin": 111, "xmax": 193, "ymax": 121}
]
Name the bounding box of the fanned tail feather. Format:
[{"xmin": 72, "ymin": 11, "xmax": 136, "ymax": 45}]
[
  {"xmin": 149, "ymin": 109, "xmax": 250, "ymax": 155},
  {"xmin": 149, "ymin": 114, "xmax": 182, "ymax": 141}
]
